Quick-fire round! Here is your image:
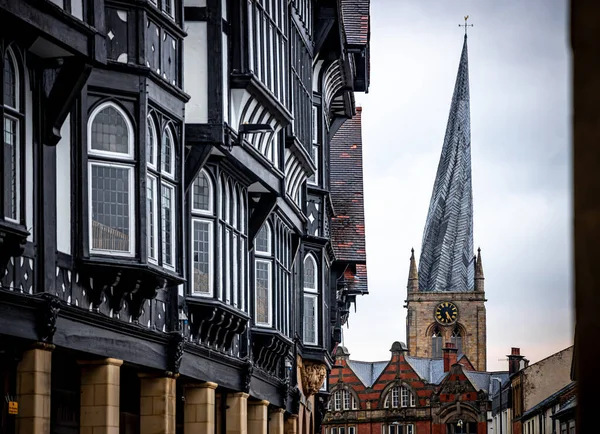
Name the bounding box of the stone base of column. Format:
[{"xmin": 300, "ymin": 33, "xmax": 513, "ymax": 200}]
[
  {"xmin": 79, "ymin": 358, "xmax": 123, "ymax": 434},
  {"xmin": 184, "ymin": 382, "xmax": 218, "ymax": 434},
  {"xmin": 285, "ymin": 414, "xmax": 298, "ymax": 434},
  {"xmin": 139, "ymin": 374, "xmax": 176, "ymax": 434},
  {"xmin": 16, "ymin": 346, "xmax": 52, "ymax": 434}
]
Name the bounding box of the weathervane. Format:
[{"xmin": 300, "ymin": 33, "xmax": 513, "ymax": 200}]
[{"xmin": 459, "ymin": 15, "xmax": 473, "ymax": 36}]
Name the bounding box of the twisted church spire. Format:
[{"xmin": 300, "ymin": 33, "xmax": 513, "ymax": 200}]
[{"xmin": 418, "ymin": 34, "xmax": 475, "ymax": 292}]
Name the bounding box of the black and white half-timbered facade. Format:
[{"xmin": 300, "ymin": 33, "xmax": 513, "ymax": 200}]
[{"xmin": 0, "ymin": 0, "xmax": 370, "ymax": 433}]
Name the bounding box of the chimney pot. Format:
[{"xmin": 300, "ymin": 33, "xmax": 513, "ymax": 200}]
[
  {"xmin": 511, "ymin": 348, "xmax": 520, "ymax": 356},
  {"xmin": 507, "ymin": 348, "xmax": 525, "ymax": 375}
]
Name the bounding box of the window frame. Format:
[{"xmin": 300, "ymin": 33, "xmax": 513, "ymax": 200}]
[
  {"xmin": 191, "ymin": 217, "xmax": 214, "ymax": 296},
  {"xmin": 161, "ymin": 181, "xmax": 176, "ymax": 269},
  {"xmin": 87, "ymin": 102, "xmax": 134, "ymax": 160},
  {"xmin": 87, "ymin": 161, "xmax": 136, "ymax": 257},
  {"xmin": 254, "ymin": 257, "xmax": 273, "ymax": 327},
  {"xmin": 147, "ymin": 173, "xmax": 159, "ymax": 263},
  {"xmin": 191, "ymin": 169, "xmax": 214, "ymax": 215}
]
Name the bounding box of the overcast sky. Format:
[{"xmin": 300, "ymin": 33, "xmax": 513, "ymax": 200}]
[{"xmin": 349, "ymin": 0, "xmax": 573, "ymax": 372}]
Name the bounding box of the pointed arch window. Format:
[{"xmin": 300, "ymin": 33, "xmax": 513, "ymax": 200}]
[
  {"xmin": 88, "ymin": 102, "xmax": 135, "ymax": 255},
  {"xmin": 431, "ymin": 326, "xmax": 443, "ymax": 358},
  {"xmin": 303, "ymin": 253, "xmax": 318, "ymax": 345},
  {"xmin": 160, "ymin": 124, "xmax": 176, "ymax": 268},
  {"xmin": 191, "ymin": 170, "xmax": 214, "ymax": 295},
  {"xmin": 451, "ymin": 326, "xmax": 463, "ymax": 355},
  {"xmin": 383, "ymin": 386, "xmax": 416, "ymax": 409},
  {"xmin": 3, "ymin": 47, "xmax": 22, "ymax": 223},
  {"xmin": 255, "ymin": 223, "xmax": 273, "ymax": 326}
]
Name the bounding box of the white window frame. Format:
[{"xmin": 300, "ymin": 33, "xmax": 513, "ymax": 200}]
[
  {"xmin": 4, "ymin": 114, "xmax": 20, "ymax": 223},
  {"xmin": 162, "ymin": 0, "xmax": 175, "ymax": 18},
  {"xmin": 254, "ymin": 258, "xmax": 273, "ymax": 326},
  {"xmin": 343, "ymin": 390, "xmax": 350, "ymax": 410},
  {"xmin": 161, "ymin": 181, "xmax": 176, "ymax": 268},
  {"xmin": 303, "ymin": 254, "xmax": 318, "ymax": 293},
  {"xmin": 147, "ymin": 174, "xmax": 158, "ymax": 263},
  {"xmin": 87, "ymin": 102, "xmax": 134, "ymax": 159},
  {"xmin": 161, "ymin": 124, "xmax": 176, "ymax": 179},
  {"xmin": 147, "ymin": 114, "xmax": 157, "ymax": 169},
  {"xmin": 391, "ymin": 387, "xmax": 399, "ymax": 408},
  {"xmin": 88, "ymin": 161, "xmax": 136, "ymax": 256},
  {"xmin": 191, "ymin": 218, "xmax": 213, "ymax": 296},
  {"xmin": 348, "ymin": 428, "xmax": 356, "ymax": 434},
  {"xmin": 334, "ymin": 391, "xmax": 341, "ymax": 411},
  {"xmin": 406, "ymin": 425, "xmax": 415, "ymax": 434},
  {"xmin": 191, "ymin": 169, "xmax": 214, "ymax": 215},
  {"xmin": 312, "ymin": 105, "xmax": 318, "ymax": 144},
  {"xmin": 303, "ymin": 293, "xmax": 318, "ymax": 345}
]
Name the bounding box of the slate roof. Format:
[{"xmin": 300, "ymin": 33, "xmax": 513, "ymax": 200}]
[
  {"xmin": 464, "ymin": 371, "xmax": 510, "ymax": 394},
  {"xmin": 340, "ymin": 0, "xmax": 370, "ymax": 47},
  {"xmin": 553, "ymin": 395, "xmax": 576, "ymax": 419},
  {"xmin": 330, "ymin": 107, "xmax": 367, "ymax": 264},
  {"xmin": 347, "ymin": 360, "xmax": 388, "ymax": 387},
  {"xmin": 418, "ymin": 35, "xmax": 475, "ymax": 292},
  {"xmin": 522, "ymin": 382, "xmax": 576, "ymax": 419},
  {"xmin": 404, "ymin": 356, "xmax": 446, "ymax": 384}
]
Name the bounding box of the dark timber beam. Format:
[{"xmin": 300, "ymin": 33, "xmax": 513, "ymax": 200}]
[
  {"xmin": 248, "ymin": 194, "xmax": 277, "ymax": 243},
  {"xmin": 184, "ymin": 144, "xmax": 213, "ymax": 194},
  {"xmin": 313, "ymin": 7, "xmax": 336, "ymax": 55},
  {"xmin": 44, "ymin": 58, "xmax": 91, "ymax": 147}
]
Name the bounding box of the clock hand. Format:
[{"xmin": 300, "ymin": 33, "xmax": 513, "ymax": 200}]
[{"xmin": 446, "ymin": 312, "xmax": 452, "ymax": 321}]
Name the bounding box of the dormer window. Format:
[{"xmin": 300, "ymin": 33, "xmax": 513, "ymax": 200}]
[
  {"xmin": 88, "ymin": 102, "xmax": 135, "ymax": 256},
  {"xmin": 328, "ymin": 389, "xmax": 358, "ymax": 411}
]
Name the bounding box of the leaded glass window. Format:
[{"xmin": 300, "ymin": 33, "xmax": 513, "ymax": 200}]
[
  {"xmin": 255, "ymin": 259, "xmax": 271, "ymax": 325},
  {"xmin": 161, "ymin": 184, "xmax": 175, "ymax": 266},
  {"xmin": 3, "ymin": 48, "xmax": 21, "ymax": 223},
  {"xmin": 303, "ymin": 294, "xmax": 317, "ymax": 344},
  {"xmin": 147, "ymin": 175, "xmax": 158, "ymax": 261},
  {"xmin": 451, "ymin": 326, "xmax": 463, "ymax": 355},
  {"xmin": 192, "ymin": 170, "xmax": 212, "ymax": 213},
  {"xmin": 432, "ymin": 326, "xmax": 443, "ymax": 358},
  {"xmin": 88, "ymin": 102, "xmax": 135, "ymax": 255},
  {"xmin": 192, "ymin": 219, "xmax": 212, "ymax": 294}
]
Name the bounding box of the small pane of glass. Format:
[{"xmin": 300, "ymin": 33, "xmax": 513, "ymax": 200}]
[
  {"xmin": 161, "ymin": 184, "xmax": 174, "ymax": 265},
  {"xmin": 192, "ymin": 172, "xmax": 211, "ymax": 212},
  {"xmin": 4, "ymin": 51, "xmax": 16, "ymax": 109},
  {"xmin": 90, "ymin": 164, "xmax": 131, "ymax": 252},
  {"xmin": 304, "ymin": 256, "xmax": 316, "ymax": 290},
  {"xmin": 193, "ymin": 220, "xmax": 211, "ymax": 294},
  {"xmin": 255, "ymin": 260, "xmax": 270, "ymax": 324},
  {"xmin": 91, "ymin": 106, "xmax": 130, "ymax": 154}
]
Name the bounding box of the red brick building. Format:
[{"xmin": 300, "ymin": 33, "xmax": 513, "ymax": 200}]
[{"xmin": 322, "ymin": 342, "xmax": 507, "ymax": 434}]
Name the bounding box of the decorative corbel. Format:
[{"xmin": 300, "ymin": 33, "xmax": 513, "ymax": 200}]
[
  {"xmin": 242, "ymin": 359, "xmax": 254, "ymax": 394},
  {"xmin": 166, "ymin": 331, "xmax": 185, "ymax": 378},
  {"xmin": 300, "ymin": 360, "xmax": 327, "ymax": 398},
  {"xmin": 36, "ymin": 293, "xmax": 62, "ymax": 344}
]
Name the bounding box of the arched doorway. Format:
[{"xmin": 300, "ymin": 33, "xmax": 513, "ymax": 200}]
[{"xmin": 446, "ymin": 419, "xmax": 477, "ymax": 434}]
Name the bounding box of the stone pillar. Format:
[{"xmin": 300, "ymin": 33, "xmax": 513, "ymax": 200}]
[
  {"xmin": 225, "ymin": 392, "xmax": 249, "ymax": 434},
  {"xmin": 184, "ymin": 382, "xmax": 218, "ymax": 434},
  {"xmin": 247, "ymin": 400, "xmax": 269, "ymax": 434},
  {"xmin": 139, "ymin": 375, "xmax": 176, "ymax": 434},
  {"xmin": 79, "ymin": 358, "xmax": 123, "ymax": 434},
  {"xmin": 285, "ymin": 414, "xmax": 298, "ymax": 434},
  {"xmin": 269, "ymin": 408, "xmax": 285, "ymax": 434},
  {"xmin": 16, "ymin": 346, "xmax": 52, "ymax": 434}
]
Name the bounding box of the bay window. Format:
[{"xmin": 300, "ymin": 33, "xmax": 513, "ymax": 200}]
[
  {"xmin": 303, "ymin": 253, "xmax": 318, "ymax": 345},
  {"xmin": 190, "ymin": 169, "xmax": 214, "ymax": 295}
]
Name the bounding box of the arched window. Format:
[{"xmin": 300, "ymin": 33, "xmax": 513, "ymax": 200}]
[
  {"xmin": 88, "ymin": 102, "xmax": 135, "ymax": 255},
  {"xmin": 3, "ymin": 47, "xmax": 22, "ymax": 222},
  {"xmin": 191, "ymin": 170, "xmax": 214, "ymax": 295},
  {"xmin": 383, "ymin": 386, "xmax": 416, "ymax": 409},
  {"xmin": 146, "ymin": 115, "xmax": 158, "ymax": 262},
  {"xmin": 160, "ymin": 124, "xmax": 176, "ymax": 268},
  {"xmin": 303, "ymin": 254, "xmax": 318, "ymax": 345},
  {"xmin": 329, "ymin": 389, "xmax": 358, "ymax": 412},
  {"xmin": 451, "ymin": 326, "xmax": 463, "ymax": 355},
  {"xmin": 146, "ymin": 115, "xmax": 157, "ymax": 168},
  {"xmin": 431, "ymin": 326, "xmax": 443, "ymax": 358},
  {"xmin": 255, "ymin": 223, "xmax": 272, "ymax": 326}
]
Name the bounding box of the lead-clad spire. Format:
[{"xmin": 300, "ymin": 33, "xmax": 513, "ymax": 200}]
[{"xmin": 418, "ymin": 35, "xmax": 474, "ymax": 292}]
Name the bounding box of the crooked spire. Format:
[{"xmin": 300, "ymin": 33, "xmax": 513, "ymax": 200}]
[{"xmin": 418, "ymin": 35, "xmax": 475, "ymax": 292}]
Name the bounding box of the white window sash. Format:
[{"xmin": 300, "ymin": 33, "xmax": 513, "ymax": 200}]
[
  {"xmin": 161, "ymin": 182, "xmax": 176, "ymax": 268},
  {"xmin": 254, "ymin": 258, "xmax": 272, "ymax": 326},
  {"xmin": 303, "ymin": 293, "xmax": 318, "ymax": 345},
  {"xmin": 87, "ymin": 102, "xmax": 134, "ymax": 160},
  {"xmin": 191, "ymin": 218, "xmax": 213, "ymax": 297},
  {"xmin": 147, "ymin": 115, "xmax": 157, "ymax": 169},
  {"xmin": 303, "ymin": 254, "xmax": 318, "ymax": 293},
  {"xmin": 161, "ymin": 126, "xmax": 176, "ymax": 180},
  {"xmin": 88, "ymin": 161, "xmax": 135, "ymax": 256},
  {"xmin": 147, "ymin": 174, "xmax": 158, "ymax": 263},
  {"xmin": 4, "ymin": 114, "xmax": 20, "ymax": 223},
  {"xmin": 191, "ymin": 171, "xmax": 213, "ymax": 215}
]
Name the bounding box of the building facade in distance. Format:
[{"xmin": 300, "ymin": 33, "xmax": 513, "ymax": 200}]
[{"xmin": 0, "ymin": 0, "xmax": 371, "ymax": 433}]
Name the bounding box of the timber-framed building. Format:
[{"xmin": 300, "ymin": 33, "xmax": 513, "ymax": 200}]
[{"xmin": 0, "ymin": 0, "xmax": 371, "ymax": 433}]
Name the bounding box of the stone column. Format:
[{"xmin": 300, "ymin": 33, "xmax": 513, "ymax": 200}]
[
  {"xmin": 139, "ymin": 374, "xmax": 176, "ymax": 434},
  {"xmin": 247, "ymin": 400, "xmax": 269, "ymax": 434},
  {"xmin": 225, "ymin": 392, "xmax": 249, "ymax": 434},
  {"xmin": 184, "ymin": 382, "xmax": 218, "ymax": 434},
  {"xmin": 285, "ymin": 414, "xmax": 298, "ymax": 434},
  {"xmin": 16, "ymin": 346, "xmax": 52, "ymax": 434},
  {"xmin": 269, "ymin": 408, "xmax": 285, "ymax": 434},
  {"xmin": 79, "ymin": 358, "xmax": 123, "ymax": 434}
]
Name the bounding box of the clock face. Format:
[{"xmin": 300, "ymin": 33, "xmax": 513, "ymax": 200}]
[{"xmin": 435, "ymin": 302, "xmax": 459, "ymax": 325}]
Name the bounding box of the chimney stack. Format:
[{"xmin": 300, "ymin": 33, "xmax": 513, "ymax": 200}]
[
  {"xmin": 443, "ymin": 342, "xmax": 458, "ymax": 372},
  {"xmin": 508, "ymin": 347, "xmax": 525, "ymax": 376}
]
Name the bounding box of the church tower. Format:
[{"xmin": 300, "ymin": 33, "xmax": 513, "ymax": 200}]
[{"xmin": 405, "ymin": 31, "xmax": 487, "ymax": 371}]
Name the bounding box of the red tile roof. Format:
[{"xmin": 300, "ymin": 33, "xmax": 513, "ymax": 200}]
[{"xmin": 340, "ymin": 0, "xmax": 370, "ymax": 47}]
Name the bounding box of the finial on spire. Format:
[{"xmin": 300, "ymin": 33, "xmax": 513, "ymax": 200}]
[
  {"xmin": 475, "ymin": 247, "xmax": 484, "ymax": 292},
  {"xmin": 459, "ymin": 15, "xmax": 473, "ymax": 37},
  {"xmin": 408, "ymin": 248, "xmax": 418, "ymax": 292}
]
